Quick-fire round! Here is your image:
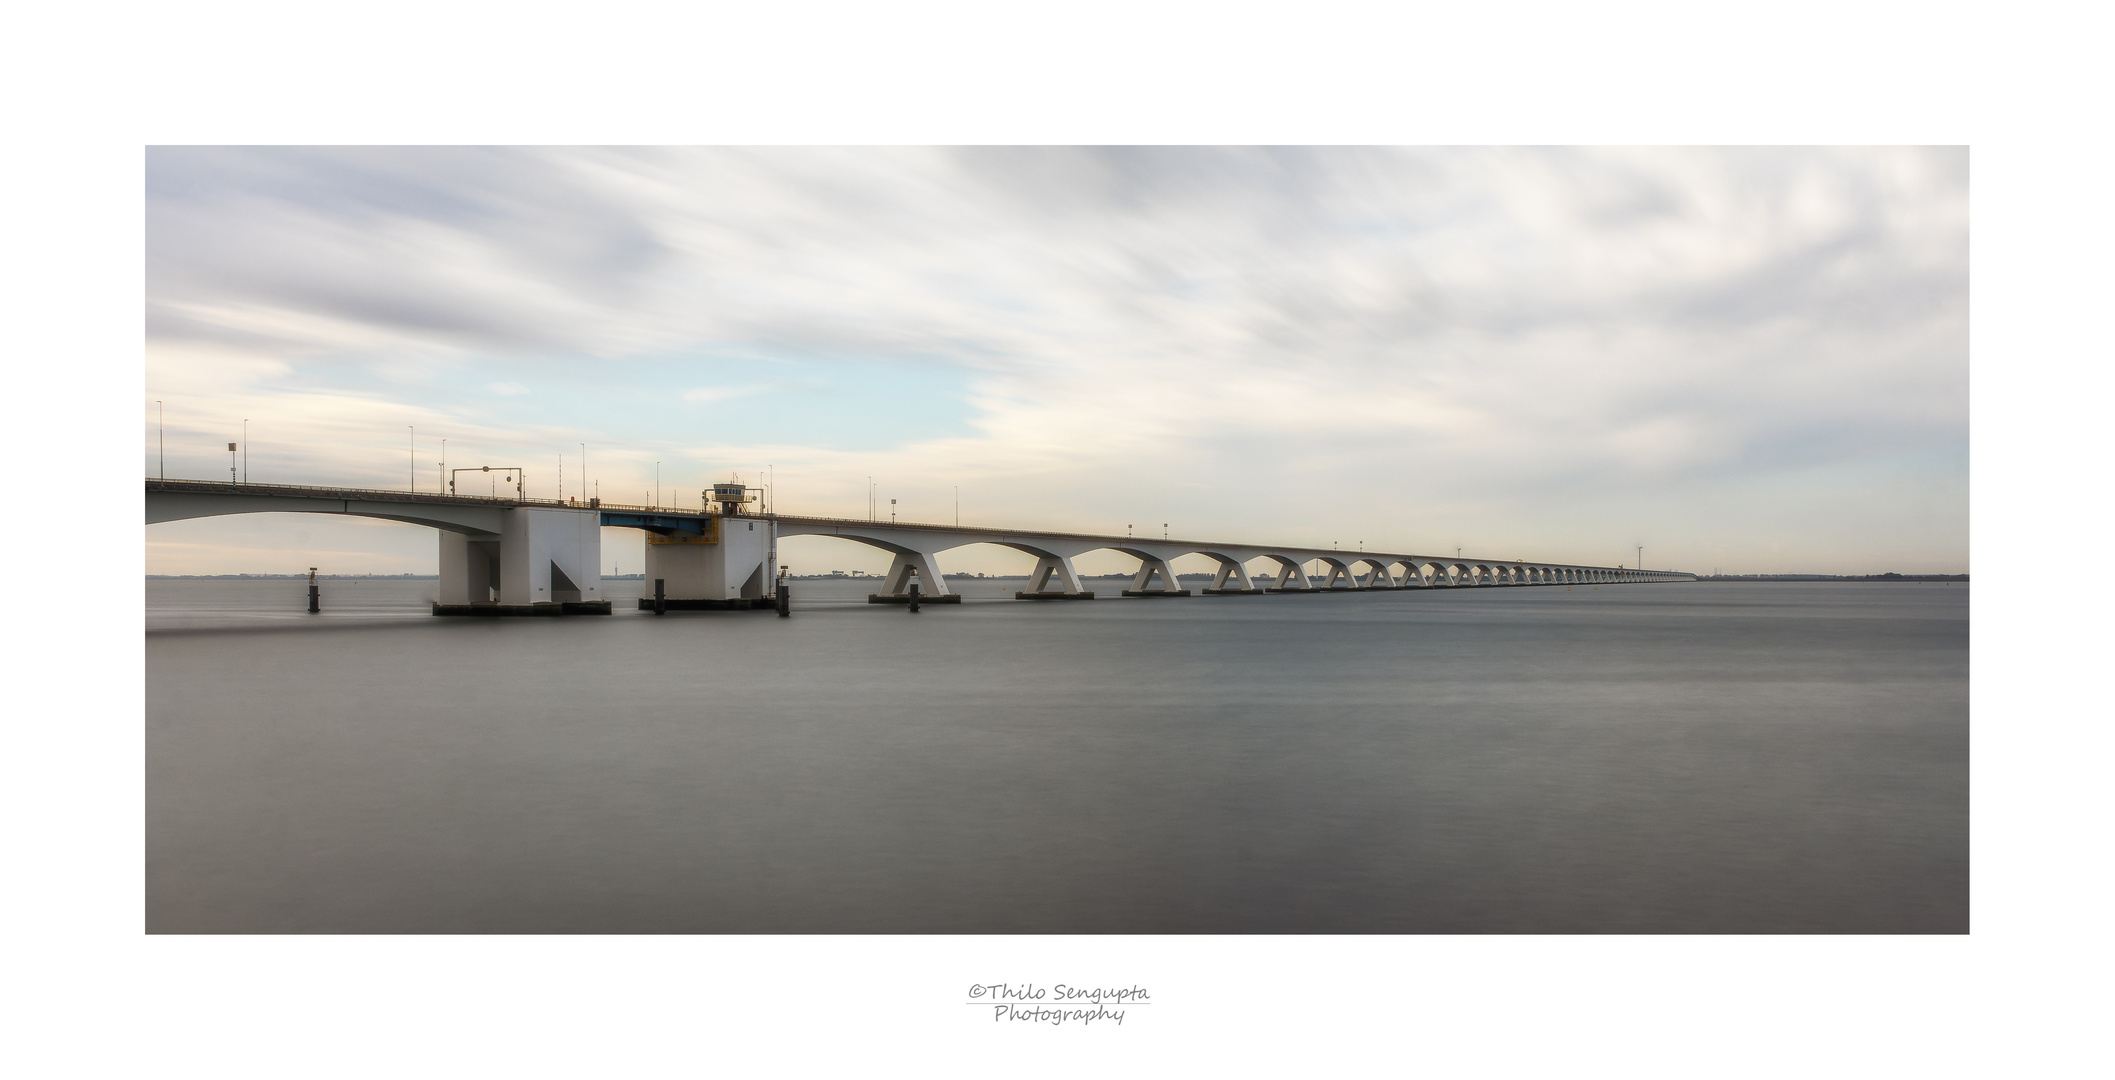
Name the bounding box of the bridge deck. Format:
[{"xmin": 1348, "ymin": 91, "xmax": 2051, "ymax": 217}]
[{"xmin": 145, "ymin": 478, "xmax": 1695, "ymax": 580}]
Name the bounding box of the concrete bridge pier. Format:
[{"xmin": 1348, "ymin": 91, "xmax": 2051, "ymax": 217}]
[
  {"xmin": 882, "ymin": 550, "xmax": 947, "ymax": 595},
  {"xmin": 1201, "ymin": 554, "xmax": 1261, "ymax": 595},
  {"xmin": 435, "ymin": 506, "xmax": 606, "ymax": 615},
  {"xmin": 1314, "ymin": 557, "xmax": 1370, "ymax": 590},
  {"xmin": 630, "ymin": 512, "xmax": 776, "ymax": 610},
  {"xmin": 1018, "ymin": 553, "xmax": 1093, "ymax": 600},
  {"xmin": 1265, "ymin": 556, "xmax": 1318, "ymax": 592},
  {"xmin": 436, "ymin": 532, "xmax": 501, "ymax": 604},
  {"xmin": 1123, "ymin": 552, "xmax": 1190, "ymax": 597},
  {"xmin": 870, "ymin": 550, "xmax": 961, "ymax": 605},
  {"xmin": 638, "ymin": 529, "xmax": 765, "ymax": 610},
  {"xmin": 592, "ymin": 510, "xmax": 780, "ymax": 611}
]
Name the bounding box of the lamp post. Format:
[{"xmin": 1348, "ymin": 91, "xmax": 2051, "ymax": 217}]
[{"xmin": 891, "ymin": 498, "xmax": 896, "ymax": 525}]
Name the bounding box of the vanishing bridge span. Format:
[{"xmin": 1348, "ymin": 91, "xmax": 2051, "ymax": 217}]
[{"xmin": 146, "ymin": 478, "xmax": 1694, "ymax": 613}]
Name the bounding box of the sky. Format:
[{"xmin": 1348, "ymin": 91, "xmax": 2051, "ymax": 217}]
[{"xmin": 145, "ymin": 146, "xmax": 1968, "ymax": 576}]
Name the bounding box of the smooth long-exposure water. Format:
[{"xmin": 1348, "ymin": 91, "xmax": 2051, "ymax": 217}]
[{"xmin": 145, "ymin": 579, "xmax": 1968, "ymax": 933}]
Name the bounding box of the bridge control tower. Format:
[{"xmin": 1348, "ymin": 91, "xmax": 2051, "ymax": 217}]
[{"xmin": 711, "ymin": 482, "xmax": 753, "ymax": 516}]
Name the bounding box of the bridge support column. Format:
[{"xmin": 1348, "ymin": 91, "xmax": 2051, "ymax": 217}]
[
  {"xmin": 1202, "ymin": 556, "xmax": 1260, "ymax": 595},
  {"xmin": 636, "ymin": 514, "xmax": 773, "ymax": 609},
  {"xmin": 881, "ymin": 550, "xmax": 951, "ymax": 596},
  {"xmin": 498, "ymin": 507, "xmax": 602, "ymax": 606},
  {"xmin": 1266, "ymin": 558, "xmax": 1316, "ymax": 592},
  {"xmin": 1123, "ymin": 554, "xmax": 1189, "ymax": 597},
  {"xmin": 1025, "ymin": 554, "xmax": 1086, "ymax": 594},
  {"xmin": 437, "ymin": 531, "xmax": 502, "ymax": 604},
  {"xmin": 1360, "ymin": 563, "xmax": 1397, "ymax": 589},
  {"xmin": 436, "ymin": 507, "xmax": 605, "ymax": 615}
]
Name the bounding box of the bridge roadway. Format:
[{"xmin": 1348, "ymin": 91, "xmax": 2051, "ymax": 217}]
[{"xmin": 146, "ymin": 478, "xmax": 1694, "ymax": 610}]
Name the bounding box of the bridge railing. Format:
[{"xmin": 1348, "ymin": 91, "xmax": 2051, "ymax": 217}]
[
  {"xmin": 149, "ymin": 476, "xmax": 741, "ymax": 516},
  {"xmin": 146, "ymin": 477, "xmax": 676, "ymax": 512},
  {"xmin": 147, "ymin": 477, "xmax": 570, "ymax": 507}
]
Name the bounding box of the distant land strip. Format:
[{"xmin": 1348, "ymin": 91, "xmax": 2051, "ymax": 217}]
[
  {"xmin": 1697, "ymin": 573, "xmax": 1968, "ymax": 582},
  {"xmin": 147, "ymin": 572, "xmax": 1967, "ymax": 582}
]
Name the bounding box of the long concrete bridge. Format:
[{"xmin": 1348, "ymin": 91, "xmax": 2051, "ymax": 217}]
[{"xmin": 146, "ymin": 478, "xmax": 1694, "ymax": 613}]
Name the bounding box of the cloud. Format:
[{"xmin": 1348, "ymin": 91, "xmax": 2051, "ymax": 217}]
[
  {"xmin": 681, "ymin": 385, "xmax": 764, "ymax": 404},
  {"xmin": 146, "ymin": 147, "xmax": 1968, "ymax": 573}
]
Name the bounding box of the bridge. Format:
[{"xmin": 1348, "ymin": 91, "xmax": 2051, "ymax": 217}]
[{"xmin": 146, "ymin": 478, "xmax": 1694, "ymax": 613}]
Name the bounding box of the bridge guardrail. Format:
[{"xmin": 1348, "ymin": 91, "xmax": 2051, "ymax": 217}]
[{"xmin": 146, "ymin": 477, "xmax": 668, "ymax": 513}]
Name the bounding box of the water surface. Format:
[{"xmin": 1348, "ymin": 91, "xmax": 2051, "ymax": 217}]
[{"xmin": 146, "ymin": 579, "xmax": 1969, "ymax": 933}]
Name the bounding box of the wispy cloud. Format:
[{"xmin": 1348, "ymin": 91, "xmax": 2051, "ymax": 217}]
[
  {"xmin": 681, "ymin": 384, "xmax": 764, "ymax": 404},
  {"xmin": 146, "ymin": 147, "xmax": 1968, "ymax": 573}
]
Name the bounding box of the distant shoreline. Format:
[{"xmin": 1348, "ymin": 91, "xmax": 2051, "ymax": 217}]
[
  {"xmin": 148, "ymin": 573, "xmax": 440, "ymax": 580},
  {"xmin": 148, "ymin": 572, "xmax": 1968, "ymax": 582},
  {"xmin": 1696, "ymin": 574, "xmax": 1968, "ymax": 582}
]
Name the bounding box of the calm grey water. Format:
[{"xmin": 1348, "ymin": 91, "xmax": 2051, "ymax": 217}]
[{"xmin": 146, "ymin": 579, "xmax": 1968, "ymax": 933}]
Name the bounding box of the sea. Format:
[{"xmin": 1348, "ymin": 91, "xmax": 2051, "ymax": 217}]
[{"xmin": 145, "ymin": 577, "xmax": 1969, "ymax": 933}]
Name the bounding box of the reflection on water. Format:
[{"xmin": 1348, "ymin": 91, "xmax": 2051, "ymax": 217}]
[{"xmin": 146, "ymin": 579, "xmax": 1968, "ymax": 933}]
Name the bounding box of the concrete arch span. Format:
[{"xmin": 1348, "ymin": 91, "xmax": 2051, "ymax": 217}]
[
  {"xmin": 147, "ymin": 482, "xmax": 600, "ymax": 607},
  {"xmin": 775, "ymin": 529, "xmax": 979, "ymax": 596},
  {"xmin": 1309, "ymin": 554, "xmax": 1399, "ymax": 589},
  {"xmin": 148, "ymin": 487, "xmax": 509, "ymax": 536},
  {"xmin": 779, "ymin": 521, "xmax": 1336, "ymax": 596}
]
